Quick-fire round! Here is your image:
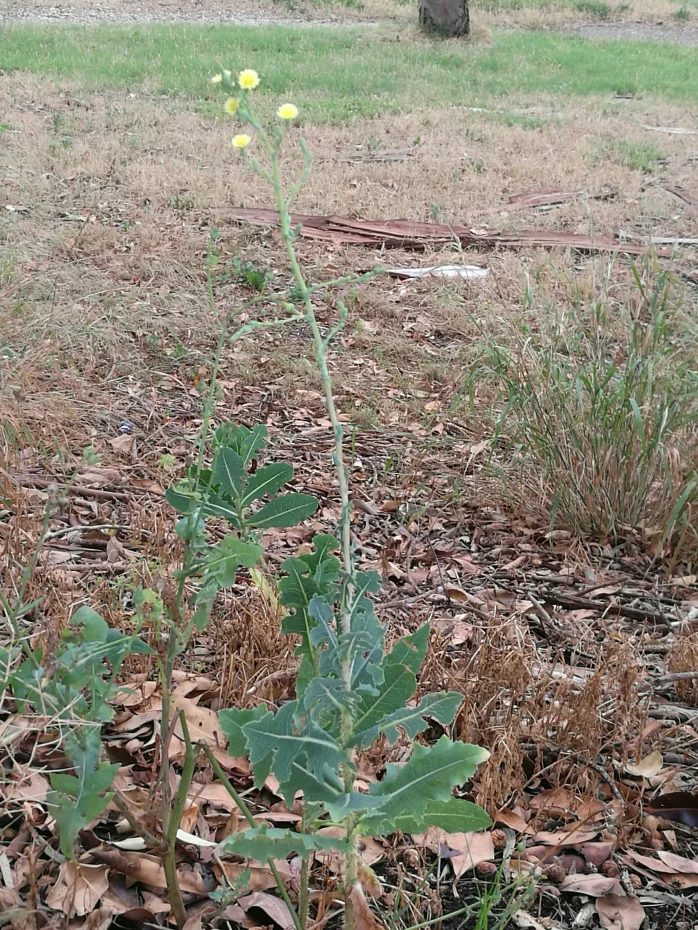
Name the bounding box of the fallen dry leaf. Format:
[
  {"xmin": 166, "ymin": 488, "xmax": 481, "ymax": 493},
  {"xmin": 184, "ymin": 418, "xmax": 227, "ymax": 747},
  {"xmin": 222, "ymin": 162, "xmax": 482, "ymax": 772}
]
[
  {"xmin": 559, "ymin": 874, "xmax": 623, "ymax": 897},
  {"xmin": 596, "ymin": 893, "xmax": 645, "ymax": 930},
  {"xmin": 239, "ymin": 891, "xmax": 296, "ymax": 930},
  {"xmin": 108, "ymin": 434, "xmax": 135, "ymax": 455},
  {"xmin": 656, "ymin": 850, "xmax": 698, "ymax": 875},
  {"xmin": 579, "ymin": 841, "xmax": 615, "ymax": 867},
  {"xmin": 511, "ymin": 911, "xmax": 549, "ymax": 929},
  {"xmin": 359, "ymin": 836, "xmax": 385, "ymax": 867},
  {"xmin": 349, "ymin": 884, "xmax": 385, "ymax": 930},
  {"xmin": 45, "ymin": 862, "xmax": 109, "ymax": 917},
  {"xmin": 432, "ymin": 617, "xmax": 474, "ymax": 646},
  {"xmin": 495, "ymin": 808, "xmax": 528, "ymax": 832},
  {"xmin": 2, "ymin": 770, "xmax": 50, "ymax": 804},
  {"xmin": 625, "ymin": 751, "xmax": 663, "ymax": 778},
  {"xmin": 180, "ymin": 803, "xmax": 199, "ymax": 833},
  {"xmin": 625, "ymin": 850, "xmax": 677, "ymax": 874},
  {"xmin": 533, "ymin": 826, "xmax": 600, "ymax": 847},
  {"xmin": 219, "ymin": 860, "xmax": 293, "ymax": 892},
  {"xmin": 358, "ymin": 863, "xmax": 383, "ymax": 898},
  {"xmin": 170, "ymin": 693, "xmax": 224, "ymax": 755},
  {"xmin": 646, "ymin": 790, "xmax": 698, "ymax": 826},
  {"xmin": 415, "ymin": 828, "xmax": 494, "ymax": 878},
  {"xmin": 449, "ymin": 832, "xmax": 495, "ymax": 878},
  {"xmin": 89, "ymin": 848, "xmax": 211, "ymax": 894}
]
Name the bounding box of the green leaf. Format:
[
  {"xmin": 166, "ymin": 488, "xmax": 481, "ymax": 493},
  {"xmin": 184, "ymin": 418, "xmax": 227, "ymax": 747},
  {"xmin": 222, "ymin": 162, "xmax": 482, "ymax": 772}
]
[
  {"xmin": 390, "ymin": 797, "xmax": 492, "ymax": 835},
  {"xmin": 49, "ymin": 789, "xmax": 114, "ymax": 859},
  {"xmin": 69, "ymin": 606, "xmax": 109, "ymax": 642},
  {"xmin": 218, "ymin": 705, "xmax": 267, "ymax": 756},
  {"xmin": 360, "ymin": 737, "xmax": 489, "ymax": 834},
  {"xmin": 308, "ymin": 596, "xmax": 337, "ymax": 649},
  {"xmin": 278, "ymin": 759, "xmax": 347, "ymax": 808},
  {"xmin": 214, "ymin": 423, "xmax": 267, "ymax": 466},
  {"xmin": 217, "ymin": 825, "xmax": 349, "ymax": 861},
  {"xmin": 212, "ymin": 447, "xmax": 246, "ymax": 499},
  {"xmin": 49, "ymin": 729, "xmax": 120, "ymax": 859},
  {"xmin": 385, "ymin": 624, "xmax": 429, "ymax": 676},
  {"xmin": 351, "ymin": 691, "xmax": 463, "ymax": 748},
  {"xmin": 249, "ymin": 493, "xmax": 318, "ymax": 529},
  {"xmin": 50, "ymin": 763, "xmax": 116, "ymax": 798},
  {"xmin": 351, "ymin": 625, "xmax": 430, "ymax": 746},
  {"xmin": 166, "ymin": 483, "xmax": 197, "ymax": 514},
  {"xmin": 205, "ymin": 535, "xmax": 263, "ymax": 587},
  {"xmin": 241, "ymin": 462, "xmax": 293, "ymax": 508},
  {"xmin": 242, "ymin": 702, "xmax": 345, "ymax": 790}
]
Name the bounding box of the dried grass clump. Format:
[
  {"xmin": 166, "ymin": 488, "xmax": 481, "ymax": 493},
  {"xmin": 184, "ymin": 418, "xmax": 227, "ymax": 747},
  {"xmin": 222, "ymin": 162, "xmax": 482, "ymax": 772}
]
[
  {"xmin": 668, "ymin": 632, "xmax": 698, "ymax": 706},
  {"xmin": 211, "ymin": 584, "xmax": 296, "ymax": 708},
  {"xmin": 478, "ymin": 264, "xmax": 698, "ymax": 562},
  {"xmin": 422, "ymin": 615, "xmax": 643, "ymax": 809}
]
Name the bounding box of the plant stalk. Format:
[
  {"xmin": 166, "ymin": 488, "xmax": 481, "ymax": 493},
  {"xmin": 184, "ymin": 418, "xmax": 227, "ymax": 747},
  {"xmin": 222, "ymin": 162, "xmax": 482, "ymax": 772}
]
[
  {"xmin": 162, "ymin": 713, "xmax": 196, "ymax": 929},
  {"xmin": 268, "ymin": 144, "xmax": 360, "ymax": 930},
  {"xmin": 298, "ymin": 802, "xmax": 310, "ymax": 930},
  {"xmin": 201, "ymin": 743, "xmax": 304, "ymax": 930}
]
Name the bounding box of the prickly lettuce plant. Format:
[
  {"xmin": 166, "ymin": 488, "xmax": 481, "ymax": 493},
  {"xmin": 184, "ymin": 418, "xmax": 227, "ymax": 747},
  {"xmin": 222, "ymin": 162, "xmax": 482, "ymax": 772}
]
[
  {"xmin": 209, "ymin": 69, "xmax": 491, "ymax": 930},
  {"xmin": 0, "ymin": 606, "xmax": 152, "ymax": 858}
]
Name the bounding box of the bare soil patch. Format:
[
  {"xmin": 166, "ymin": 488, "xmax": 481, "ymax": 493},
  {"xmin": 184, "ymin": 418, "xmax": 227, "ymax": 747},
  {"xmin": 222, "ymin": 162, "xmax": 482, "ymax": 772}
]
[{"xmin": 571, "ymin": 21, "xmax": 698, "ymax": 43}]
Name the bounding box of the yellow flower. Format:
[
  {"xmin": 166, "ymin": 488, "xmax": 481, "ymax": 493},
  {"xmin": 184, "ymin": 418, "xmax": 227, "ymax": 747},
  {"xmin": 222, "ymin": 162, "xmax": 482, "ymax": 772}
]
[
  {"xmin": 238, "ymin": 69, "xmax": 260, "ymax": 90},
  {"xmin": 211, "ymin": 73, "xmax": 223, "ymax": 84},
  {"xmin": 277, "ymin": 103, "xmax": 299, "ymax": 120},
  {"xmin": 232, "ymin": 134, "xmax": 252, "ymax": 149},
  {"xmin": 224, "ymin": 97, "xmax": 240, "ymax": 115}
]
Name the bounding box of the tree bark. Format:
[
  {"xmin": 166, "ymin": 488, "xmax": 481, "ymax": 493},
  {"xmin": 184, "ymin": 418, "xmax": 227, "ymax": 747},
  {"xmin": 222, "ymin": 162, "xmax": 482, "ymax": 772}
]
[{"xmin": 419, "ymin": 0, "xmax": 470, "ymax": 37}]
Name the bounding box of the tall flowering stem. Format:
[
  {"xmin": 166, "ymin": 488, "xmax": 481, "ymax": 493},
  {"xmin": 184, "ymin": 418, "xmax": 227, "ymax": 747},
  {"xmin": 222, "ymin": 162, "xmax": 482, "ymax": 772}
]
[{"xmin": 211, "ymin": 67, "xmax": 378, "ymax": 930}]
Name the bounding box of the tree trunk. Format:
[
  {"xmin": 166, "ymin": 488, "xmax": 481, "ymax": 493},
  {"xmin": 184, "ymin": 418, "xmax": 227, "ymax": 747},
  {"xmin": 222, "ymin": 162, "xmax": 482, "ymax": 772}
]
[{"xmin": 419, "ymin": 0, "xmax": 470, "ymax": 37}]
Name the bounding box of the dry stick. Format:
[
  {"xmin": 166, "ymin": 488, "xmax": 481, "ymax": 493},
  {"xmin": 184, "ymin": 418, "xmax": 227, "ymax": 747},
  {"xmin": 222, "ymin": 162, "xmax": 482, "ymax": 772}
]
[
  {"xmin": 8, "ymin": 475, "xmax": 131, "ymax": 502},
  {"xmin": 201, "ymin": 743, "xmax": 304, "ymax": 930},
  {"xmin": 637, "ymin": 670, "xmax": 698, "ymax": 693},
  {"xmin": 298, "ymin": 802, "xmax": 311, "ymax": 930},
  {"xmin": 532, "ymin": 588, "xmax": 675, "ymax": 630}
]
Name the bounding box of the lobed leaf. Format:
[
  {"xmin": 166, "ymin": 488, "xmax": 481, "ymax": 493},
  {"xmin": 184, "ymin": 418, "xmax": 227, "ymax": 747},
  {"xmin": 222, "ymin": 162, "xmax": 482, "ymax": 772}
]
[
  {"xmin": 390, "ymin": 797, "xmax": 492, "ymax": 835},
  {"xmin": 351, "ymin": 691, "xmax": 463, "ymax": 748},
  {"xmin": 212, "ymin": 447, "xmax": 247, "ymax": 499},
  {"xmin": 359, "ymin": 737, "xmax": 490, "ymax": 834},
  {"xmin": 218, "ymin": 705, "xmax": 267, "ymax": 756},
  {"xmin": 218, "ymin": 825, "xmax": 349, "ymax": 861}
]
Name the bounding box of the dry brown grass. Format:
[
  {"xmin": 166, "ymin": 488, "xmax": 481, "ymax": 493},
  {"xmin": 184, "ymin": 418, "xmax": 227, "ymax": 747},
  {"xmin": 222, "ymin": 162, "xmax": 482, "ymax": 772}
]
[
  {"xmin": 669, "ymin": 632, "xmax": 698, "ymax": 706},
  {"xmin": 2, "ymin": 77, "xmax": 696, "ymax": 508},
  {"xmin": 2, "ymin": 78, "xmax": 697, "ymax": 795}
]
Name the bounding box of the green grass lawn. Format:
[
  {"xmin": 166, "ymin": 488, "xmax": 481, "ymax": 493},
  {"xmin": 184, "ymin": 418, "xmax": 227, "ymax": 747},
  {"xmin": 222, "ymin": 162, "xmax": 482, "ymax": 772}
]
[{"xmin": 2, "ymin": 25, "xmax": 698, "ymax": 121}]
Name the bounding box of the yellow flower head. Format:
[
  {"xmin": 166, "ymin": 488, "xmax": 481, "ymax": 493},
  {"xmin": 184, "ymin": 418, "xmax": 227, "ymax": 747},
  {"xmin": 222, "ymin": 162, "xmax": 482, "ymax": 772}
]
[
  {"xmin": 238, "ymin": 69, "xmax": 260, "ymax": 90},
  {"xmin": 224, "ymin": 97, "xmax": 240, "ymax": 115},
  {"xmin": 232, "ymin": 134, "xmax": 252, "ymax": 149},
  {"xmin": 211, "ymin": 73, "xmax": 223, "ymax": 84},
  {"xmin": 278, "ymin": 103, "xmax": 299, "ymax": 120}
]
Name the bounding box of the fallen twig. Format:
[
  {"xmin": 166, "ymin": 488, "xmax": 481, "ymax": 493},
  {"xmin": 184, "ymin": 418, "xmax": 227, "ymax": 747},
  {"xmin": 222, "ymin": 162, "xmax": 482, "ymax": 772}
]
[
  {"xmin": 637, "ymin": 670, "xmax": 698, "ymax": 694},
  {"xmin": 532, "ymin": 588, "xmax": 675, "ymax": 629},
  {"xmin": 220, "ymin": 207, "xmax": 667, "ymax": 256},
  {"xmin": 9, "ymin": 475, "xmax": 130, "ymax": 502}
]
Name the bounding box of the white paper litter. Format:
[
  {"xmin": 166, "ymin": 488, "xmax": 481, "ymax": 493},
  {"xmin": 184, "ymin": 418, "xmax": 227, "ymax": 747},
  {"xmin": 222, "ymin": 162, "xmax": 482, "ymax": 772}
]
[{"xmin": 387, "ymin": 264, "xmax": 489, "ymax": 281}]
